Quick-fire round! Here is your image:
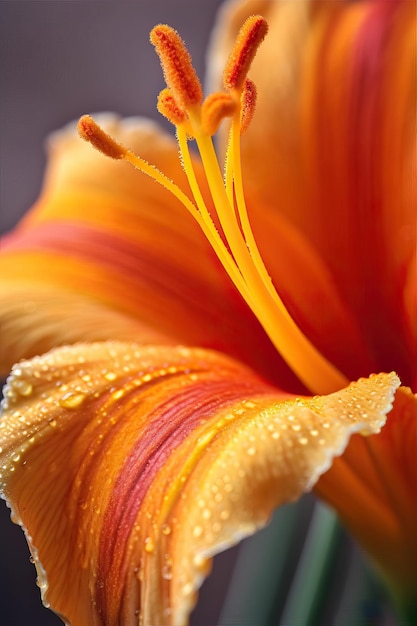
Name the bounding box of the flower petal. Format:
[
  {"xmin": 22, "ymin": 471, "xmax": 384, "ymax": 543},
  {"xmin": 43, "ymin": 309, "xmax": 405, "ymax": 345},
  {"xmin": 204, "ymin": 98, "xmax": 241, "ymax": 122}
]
[
  {"xmin": 0, "ymin": 342, "xmax": 399, "ymax": 625},
  {"xmin": 300, "ymin": 0, "xmax": 416, "ymax": 384},
  {"xmin": 250, "ymin": 205, "xmax": 379, "ymax": 381},
  {"xmin": 0, "ymin": 283, "xmax": 169, "ymax": 374},
  {"xmin": 0, "ymin": 115, "xmax": 292, "ymax": 385},
  {"xmin": 316, "ymin": 386, "xmax": 417, "ymax": 598}
]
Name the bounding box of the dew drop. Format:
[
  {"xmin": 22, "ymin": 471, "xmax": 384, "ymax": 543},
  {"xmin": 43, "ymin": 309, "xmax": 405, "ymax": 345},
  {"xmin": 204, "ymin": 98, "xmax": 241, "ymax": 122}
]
[
  {"xmin": 202, "ymin": 509, "xmax": 211, "ymax": 520},
  {"xmin": 13, "ymin": 379, "xmax": 33, "ymax": 397},
  {"xmin": 193, "ymin": 554, "xmax": 207, "ymax": 569},
  {"xmin": 59, "ymin": 392, "xmax": 86, "ymax": 409},
  {"xmin": 144, "ymin": 536, "xmax": 154, "ymax": 553},
  {"xmin": 104, "ymin": 372, "xmax": 117, "ymax": 382},
  {"xmin": 193, "ymin": 525, "xmax": 203, "ymax": 538},
  {"xmin": 182, "ymin": 582, "xmax": 193, "ymax": 597},
  {"xmin": 161, "ymin": 561, "xmax": 172, "ymax": 580},
  {"xmin": 161, "ymin": 523, "xmax": 171, "ymax": 536}
]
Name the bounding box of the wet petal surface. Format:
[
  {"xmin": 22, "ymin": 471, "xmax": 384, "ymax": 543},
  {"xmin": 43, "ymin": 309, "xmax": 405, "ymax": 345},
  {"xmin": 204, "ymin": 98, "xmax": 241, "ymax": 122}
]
[{"xmin": 0, "ymin": 341, "xmax": 399, "ymax": 625}]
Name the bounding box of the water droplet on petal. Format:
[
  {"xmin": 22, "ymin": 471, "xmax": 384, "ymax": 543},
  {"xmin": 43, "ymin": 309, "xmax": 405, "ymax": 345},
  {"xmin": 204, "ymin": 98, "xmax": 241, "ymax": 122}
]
[
  {"xmin": 144, "ymin": 536, "xmax": 154, "ymax": 553},
  {"xmin": 161, "ymin": 523, "xmax": 171, "ymax": 536},
  {"xmin": 161, "ymin": 558, "xmax": 172, "ymax": 580},
  {"xmin": 182, "ymin": 582, "xmax": 193, "ymax": 597},
  {"xmin": 193, "ymin": 525, "xmax": 203, "ymax": 538},
  {"xmin": 13, "ymin": 379, "xmax": 33, "ymax": 397},
  {"xmin": 59, "ymin": 392, "xmax": 86, "ymax": 409}
]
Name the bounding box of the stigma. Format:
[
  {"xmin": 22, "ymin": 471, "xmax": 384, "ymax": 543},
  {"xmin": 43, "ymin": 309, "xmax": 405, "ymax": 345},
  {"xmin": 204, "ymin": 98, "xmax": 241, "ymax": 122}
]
[{"xmin": 78, "ymin": 16, "xmax": 347, "ymax": 395}]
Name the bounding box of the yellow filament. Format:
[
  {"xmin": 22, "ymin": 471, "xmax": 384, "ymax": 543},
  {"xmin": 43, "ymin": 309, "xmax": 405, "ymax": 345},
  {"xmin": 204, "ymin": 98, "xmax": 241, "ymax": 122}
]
[
  {"xmin": 185, "ymin": 111, "xmax": 348, "ymax": 393},
  {"xmin": 175, "ymin": 126, "xmax": 252, "ymax": 301},
  {"xmin": 226, "ymin": 112, "xmax": 348, "ymax": 393}
]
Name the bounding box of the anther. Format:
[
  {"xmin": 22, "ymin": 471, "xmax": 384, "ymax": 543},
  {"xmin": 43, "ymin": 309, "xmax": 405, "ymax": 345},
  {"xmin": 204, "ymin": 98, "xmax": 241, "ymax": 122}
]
[
  {"xmin": 223, "ymin": 15, "xmax": 268, "ymax": 91},
  {"xmin": 157, "ymin": 88, "xmax": 188, "ymax": 126},
  {"xmin": 240, "ymin": 79, "xmax": 257, "ymax": 134},
  {"xmin": 201, "ymin": 92, "xmax": 236, "ymax": 136},
  {"xmin": 150, "ymin": 25, "xmax": 203, "ymax": 109},
  {"xmin": 77, "ymin": 115, "xmax": 126, "ymax": 160}
]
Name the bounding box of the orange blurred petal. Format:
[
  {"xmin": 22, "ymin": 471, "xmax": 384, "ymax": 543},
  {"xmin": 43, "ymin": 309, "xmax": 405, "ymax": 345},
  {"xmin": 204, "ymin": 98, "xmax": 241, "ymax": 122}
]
[{"xmin": 0, "ymin": 342, "xmax": 399, "ymax": 625}]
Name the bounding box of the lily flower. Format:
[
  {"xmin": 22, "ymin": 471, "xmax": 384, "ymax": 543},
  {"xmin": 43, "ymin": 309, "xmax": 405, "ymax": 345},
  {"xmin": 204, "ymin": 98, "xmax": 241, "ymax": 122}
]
[{"xmin": 0, "ymin": 1, "xmax": 415, "ymax": 625}]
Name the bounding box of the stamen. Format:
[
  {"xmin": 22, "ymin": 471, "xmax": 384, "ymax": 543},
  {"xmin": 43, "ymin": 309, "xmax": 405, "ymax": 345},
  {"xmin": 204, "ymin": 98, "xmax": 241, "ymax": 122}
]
[
  {"xmin": 78, "ymin": 115, "xmax": 126, "ymax": 160},
  {"xmin": 223, "ymin": 15, "xmax": 269, "ymax": 90},
  {"xmin": 201, "ymin": 92, "xmax": 236, "ymax": 136},
  {"xmin": 150, "ymin": 25, "xmax": 203, "ymax": 109},
  {"xmin": 79, "ymin": 19, "xmax": 349, "ymax": 395},
  {"xmin": 240, "ymin": 79, "xmax": 257, "ymax": 134}
]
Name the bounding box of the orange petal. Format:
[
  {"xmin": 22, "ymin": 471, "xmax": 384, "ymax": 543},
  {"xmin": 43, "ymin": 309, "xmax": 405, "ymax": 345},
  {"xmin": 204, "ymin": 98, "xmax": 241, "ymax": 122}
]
[
  {"xmin": 0, "ymin": 115, "xmax": 294, "ymax": 386},
  {"xmin": 0, "ymin": 282, "xmax": 170, "ymax": 374},
  {"xmin": 0, "ymin": 342, "xmax": 399, "ymax": 625},
  {"xmin": 316, "ymin": 387, "xmax": 417, "ymax": 597},
  {"xmin": 300, "ymin": 0, "xmax": 416, "ymax": 385},
  {"xmin": 249, "ymin": 202, "xmax": 379, "ymax": 381}
]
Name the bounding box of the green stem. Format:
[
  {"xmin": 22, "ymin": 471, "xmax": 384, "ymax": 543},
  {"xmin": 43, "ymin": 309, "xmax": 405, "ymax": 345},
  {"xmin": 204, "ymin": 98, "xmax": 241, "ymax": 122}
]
[
  {"xmin": 280, "ymin": 501, "xmax": 341, "ymax": 626},
  {"xmin": 392, "ymin": 593, "xmax": 417, "ymax": 625}
]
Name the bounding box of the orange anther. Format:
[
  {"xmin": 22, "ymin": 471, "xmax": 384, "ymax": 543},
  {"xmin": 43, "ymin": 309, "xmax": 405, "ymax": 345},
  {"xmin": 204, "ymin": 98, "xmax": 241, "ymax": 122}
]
[
  {"xmin": 77, "ymin": 115, "xmax": 126, "ymax": 160},
  {"xmin": 157, "ymin": 88, "xmax": 188, "ymax": 125},
  {"xmin": 223, "ymin": 15, "xmax": 268, "ymax": 91},
  {"xmin": 240, "ymin": 79, "xmax": 257, "ymax": 134},
  {"xmin": 150, "ymin": 25, "xmax": 203, "ymax": 109},
  {"xmin": 201, "ymin": 92, "xmax": 236, "ymax": 136}
]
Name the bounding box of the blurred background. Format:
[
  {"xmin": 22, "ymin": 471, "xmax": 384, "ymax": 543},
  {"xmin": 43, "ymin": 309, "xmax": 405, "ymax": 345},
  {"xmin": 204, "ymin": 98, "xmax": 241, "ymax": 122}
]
[{"xmin": 0, "ymin": 1, "xmax": 399, "ymax": 625}]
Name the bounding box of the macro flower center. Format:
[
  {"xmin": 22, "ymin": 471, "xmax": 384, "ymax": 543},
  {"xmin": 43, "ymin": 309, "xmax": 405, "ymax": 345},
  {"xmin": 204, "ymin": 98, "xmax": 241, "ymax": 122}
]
[{"xmin": 78, "ymin": 16, "xmax": 348, "ymax": 396}]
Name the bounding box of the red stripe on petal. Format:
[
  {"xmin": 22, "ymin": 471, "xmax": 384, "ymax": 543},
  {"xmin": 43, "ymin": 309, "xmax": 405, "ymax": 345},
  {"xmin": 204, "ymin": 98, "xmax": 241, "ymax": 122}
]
[{"xmin": 96, "ymin": 371, "xmax": 275, "ymax": 622}]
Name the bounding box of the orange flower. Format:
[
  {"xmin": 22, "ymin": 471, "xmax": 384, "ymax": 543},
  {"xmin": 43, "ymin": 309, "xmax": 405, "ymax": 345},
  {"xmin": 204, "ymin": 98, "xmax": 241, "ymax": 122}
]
[{"xmin": 0, "ymin": 0, "xmax": 415, "ymax": 624}]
